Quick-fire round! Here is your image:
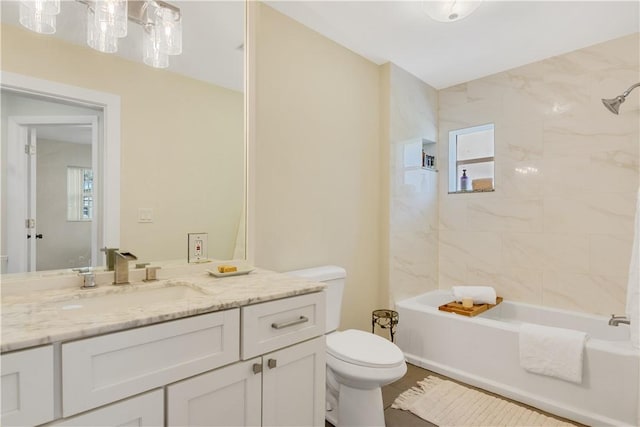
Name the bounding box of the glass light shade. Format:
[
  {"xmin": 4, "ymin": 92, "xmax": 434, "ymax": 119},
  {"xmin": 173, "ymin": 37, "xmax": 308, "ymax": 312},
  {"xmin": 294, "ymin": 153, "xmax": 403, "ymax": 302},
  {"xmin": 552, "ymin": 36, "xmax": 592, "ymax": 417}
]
[
  {"xmin": 423, "ymin": 0, "xmax": 482, "ymax": 22},
  {"xmin": 93, "ymin": 0, "xmax": 128, "ymax": 38},
  {"xmin": 87, "ymin": 6, "xmax": 118, "ymax": 53},
  {"xmin": 143, "ymin": 26, "xmax": 169, "ymax": 68},
  {"xmin": 19, "ymin": 0, "xmax": 60, "ymax": 34},
  {"xmin": 156, "ymin": 6, "xmax": 182, "ymax": 55}
]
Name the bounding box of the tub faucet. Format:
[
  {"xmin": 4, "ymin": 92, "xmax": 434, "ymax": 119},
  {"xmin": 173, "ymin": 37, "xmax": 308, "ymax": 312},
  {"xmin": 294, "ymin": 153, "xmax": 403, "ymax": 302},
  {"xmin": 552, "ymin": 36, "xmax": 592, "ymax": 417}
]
[
  {"xmin": 113, "ymin": 251, "xmax": 137, "ymax": 285},
  {"xmin": 608, "ymin": 314, "xmax": 630, "ymax": 326}
]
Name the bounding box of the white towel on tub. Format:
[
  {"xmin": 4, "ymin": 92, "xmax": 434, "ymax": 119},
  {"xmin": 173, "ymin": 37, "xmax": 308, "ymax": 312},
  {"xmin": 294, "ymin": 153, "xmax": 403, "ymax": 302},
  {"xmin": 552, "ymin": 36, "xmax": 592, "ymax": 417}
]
[
  {"xmin": 519, "ymin": 323, "xmax": 587, "ymax": 384},
  {"xmin": 452, "ymin": 286, "xmax": 497, "ymax": 305}
]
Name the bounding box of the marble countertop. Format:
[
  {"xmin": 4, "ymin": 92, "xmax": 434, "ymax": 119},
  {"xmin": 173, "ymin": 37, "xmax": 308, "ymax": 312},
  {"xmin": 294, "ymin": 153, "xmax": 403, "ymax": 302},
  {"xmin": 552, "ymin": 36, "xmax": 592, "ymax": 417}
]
[{"xmin": 1, "ymin": 267, "xmax": 325, "ymax": 353}]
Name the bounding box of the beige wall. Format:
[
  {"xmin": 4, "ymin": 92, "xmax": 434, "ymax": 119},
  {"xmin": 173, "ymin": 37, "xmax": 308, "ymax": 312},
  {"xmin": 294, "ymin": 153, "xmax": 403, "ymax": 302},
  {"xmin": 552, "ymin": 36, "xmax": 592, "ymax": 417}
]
[
  {"xmin": 438, "ymin": 33, "xmax": 640, "ymax": 315},
  {"xmin": 251, "ymin": 4, "xmax": 383, "ymax": 332},
  {"xmin": 385, "ymin": 64, "xmax": 439, "ymax": 305},
  {"xmin": 1, "ymin": 24, "xmax": 244, "ymax": 264}
]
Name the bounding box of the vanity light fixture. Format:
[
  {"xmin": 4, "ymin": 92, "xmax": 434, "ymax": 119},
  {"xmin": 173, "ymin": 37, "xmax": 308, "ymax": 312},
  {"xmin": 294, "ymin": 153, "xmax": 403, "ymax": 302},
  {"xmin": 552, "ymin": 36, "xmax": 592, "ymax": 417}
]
[
  {"xmin": 422, "ymin": 0, "xmax": 483, "ymax": 23},
  {"xmin": 19, "ymin": 0, "xmax": 60, "ymax": 34},
  {"xmin": 18, "ymin": 0, "xmax": 182, "ymax": 69}
]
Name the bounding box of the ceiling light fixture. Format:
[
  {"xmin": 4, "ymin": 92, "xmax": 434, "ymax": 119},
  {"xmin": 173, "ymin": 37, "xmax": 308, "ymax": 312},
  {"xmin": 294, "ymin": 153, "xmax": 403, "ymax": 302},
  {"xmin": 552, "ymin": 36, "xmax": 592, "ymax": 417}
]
[
  {"xmin": 18, "ymin": 0, "xmax": 182, "ymax": 69},
  {"xmin": 423, "ymin": 0, "xmax": 483, "ymax": 23}
]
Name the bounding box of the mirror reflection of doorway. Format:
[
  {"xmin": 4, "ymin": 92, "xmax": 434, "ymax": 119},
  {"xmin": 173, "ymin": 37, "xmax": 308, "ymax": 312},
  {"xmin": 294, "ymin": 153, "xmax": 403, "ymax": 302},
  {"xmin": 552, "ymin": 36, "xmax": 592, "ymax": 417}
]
[
  {"xmin": 2, "ymin": 89, "xmax": 101, "ymax": 273},
  {"xmin": 6, "ymin": 117, "xmax": 98, "ymax": 273}
]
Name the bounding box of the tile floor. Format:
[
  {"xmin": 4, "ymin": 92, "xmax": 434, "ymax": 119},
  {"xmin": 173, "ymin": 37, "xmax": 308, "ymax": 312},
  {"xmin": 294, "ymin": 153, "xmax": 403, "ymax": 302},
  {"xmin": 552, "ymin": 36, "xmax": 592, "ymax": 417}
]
[{"xmin": 327, "ymin": 363, "xmax": 584, "ymax": 427}]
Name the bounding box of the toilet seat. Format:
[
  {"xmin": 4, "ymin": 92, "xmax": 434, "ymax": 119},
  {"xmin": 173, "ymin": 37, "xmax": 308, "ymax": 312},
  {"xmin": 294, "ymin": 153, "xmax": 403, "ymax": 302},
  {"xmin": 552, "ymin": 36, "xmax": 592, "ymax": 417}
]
[{"xmin": 326, "ymin": 329, "xmax": 405, "ymax": 368}]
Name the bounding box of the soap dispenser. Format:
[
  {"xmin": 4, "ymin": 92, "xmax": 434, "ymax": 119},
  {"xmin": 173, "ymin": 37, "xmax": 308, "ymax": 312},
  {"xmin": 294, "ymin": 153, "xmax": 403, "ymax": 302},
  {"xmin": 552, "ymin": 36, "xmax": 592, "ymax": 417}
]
[{"xmin": 460, "ymin": 169, "xmax": 469, "ymax": 191}]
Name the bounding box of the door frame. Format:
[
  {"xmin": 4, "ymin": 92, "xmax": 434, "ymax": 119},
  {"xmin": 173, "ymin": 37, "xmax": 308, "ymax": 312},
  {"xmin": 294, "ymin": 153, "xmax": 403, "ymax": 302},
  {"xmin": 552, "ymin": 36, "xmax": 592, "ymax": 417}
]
[
  {"xmin": 1, "ymin": 71, "xmax": 120, "ymax": 272},
  {"xmin": 7, "ymin": 116, "xmax": 99, "ymax": 272}
]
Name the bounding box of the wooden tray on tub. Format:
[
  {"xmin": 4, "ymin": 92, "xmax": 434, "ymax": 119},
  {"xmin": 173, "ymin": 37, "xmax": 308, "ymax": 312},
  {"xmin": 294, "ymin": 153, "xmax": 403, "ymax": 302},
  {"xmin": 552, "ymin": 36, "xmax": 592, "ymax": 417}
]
[{"xmin": 438, "ymin": 297, "xmax": 503, "ymax": 317}]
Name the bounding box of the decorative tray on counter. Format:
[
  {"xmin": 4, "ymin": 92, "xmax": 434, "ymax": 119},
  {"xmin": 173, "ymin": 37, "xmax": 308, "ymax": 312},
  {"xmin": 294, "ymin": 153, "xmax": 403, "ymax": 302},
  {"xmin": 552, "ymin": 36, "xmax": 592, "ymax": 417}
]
[
  {"xmin": 206, "ymin": 265, "xmax": 255, "ymax": 278},
  {"xmin": 438, "ymin": 297, "xmax": 503, "ymax": 317}
]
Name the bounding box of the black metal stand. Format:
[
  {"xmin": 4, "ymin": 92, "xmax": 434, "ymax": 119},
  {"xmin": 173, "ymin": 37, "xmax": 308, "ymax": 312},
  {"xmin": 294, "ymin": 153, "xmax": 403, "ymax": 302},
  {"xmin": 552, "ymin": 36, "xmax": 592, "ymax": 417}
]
[{"xmin": 372, "ymin": 309, "xmax": 399, "ymax": 342}]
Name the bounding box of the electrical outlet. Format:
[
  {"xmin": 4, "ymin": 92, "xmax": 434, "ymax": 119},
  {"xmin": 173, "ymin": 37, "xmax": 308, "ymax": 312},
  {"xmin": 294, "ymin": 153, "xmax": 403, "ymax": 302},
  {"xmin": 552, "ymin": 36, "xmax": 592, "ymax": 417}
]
[{"xmin": 188, "ymin": 233, "xmax": 208, "ymax": 263}]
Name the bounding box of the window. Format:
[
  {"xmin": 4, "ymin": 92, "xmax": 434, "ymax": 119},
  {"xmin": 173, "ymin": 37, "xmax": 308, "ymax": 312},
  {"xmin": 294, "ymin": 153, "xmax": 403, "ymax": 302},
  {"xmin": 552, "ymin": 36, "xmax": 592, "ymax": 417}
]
[
  {"xmin": 67, "ymin": 167, "xmax": 93, "ymax": 221},
  {"xmin": 448, "ymin": 124, "xmax": 495, "ymax": 193}
]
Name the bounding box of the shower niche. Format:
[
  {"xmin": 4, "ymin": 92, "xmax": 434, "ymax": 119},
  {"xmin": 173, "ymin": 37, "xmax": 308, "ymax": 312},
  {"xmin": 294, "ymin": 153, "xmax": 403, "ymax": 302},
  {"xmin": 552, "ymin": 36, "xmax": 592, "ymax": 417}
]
[{"xmin": 421, "ymin": 138, "xmax": 437, "ymax": 172}]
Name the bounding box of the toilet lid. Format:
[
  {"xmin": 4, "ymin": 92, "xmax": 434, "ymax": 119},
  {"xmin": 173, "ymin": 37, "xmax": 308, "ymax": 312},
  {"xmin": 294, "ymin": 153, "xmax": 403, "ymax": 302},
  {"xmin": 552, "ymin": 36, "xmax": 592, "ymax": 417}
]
[{"xmin": 326, "ymin": 329, "xmax": 405, "ymax": 368}]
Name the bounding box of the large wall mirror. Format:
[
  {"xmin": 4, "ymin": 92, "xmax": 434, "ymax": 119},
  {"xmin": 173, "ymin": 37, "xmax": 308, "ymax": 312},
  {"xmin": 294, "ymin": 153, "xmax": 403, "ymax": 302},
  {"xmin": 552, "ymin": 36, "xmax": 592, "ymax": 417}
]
[{"xmin": 1, "ymin": 1, "xmax": 246, "ymax": 276}]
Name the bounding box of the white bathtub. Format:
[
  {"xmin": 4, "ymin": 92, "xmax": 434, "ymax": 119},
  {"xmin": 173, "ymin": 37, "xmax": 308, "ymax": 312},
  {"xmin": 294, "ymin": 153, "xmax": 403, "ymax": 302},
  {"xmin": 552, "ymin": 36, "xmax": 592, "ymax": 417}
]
[{"xmin": 395, "ymin": 290, "xmax": 639, "ymax": 427}]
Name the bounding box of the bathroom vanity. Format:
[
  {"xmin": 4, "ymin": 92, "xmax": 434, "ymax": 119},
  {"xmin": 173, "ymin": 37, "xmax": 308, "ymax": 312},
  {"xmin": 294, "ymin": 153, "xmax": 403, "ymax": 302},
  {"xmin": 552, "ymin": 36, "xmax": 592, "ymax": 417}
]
[{"xmin": 1, "ymin": 265, "xmax": 326, "ymax": 427}]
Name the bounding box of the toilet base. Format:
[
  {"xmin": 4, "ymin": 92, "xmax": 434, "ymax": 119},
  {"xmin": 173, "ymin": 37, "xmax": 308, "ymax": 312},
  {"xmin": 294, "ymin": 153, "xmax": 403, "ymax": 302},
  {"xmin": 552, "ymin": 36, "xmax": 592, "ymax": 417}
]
[{"xmin": 329, "ymin": 384, "xmax": 385, "ymax": 427}]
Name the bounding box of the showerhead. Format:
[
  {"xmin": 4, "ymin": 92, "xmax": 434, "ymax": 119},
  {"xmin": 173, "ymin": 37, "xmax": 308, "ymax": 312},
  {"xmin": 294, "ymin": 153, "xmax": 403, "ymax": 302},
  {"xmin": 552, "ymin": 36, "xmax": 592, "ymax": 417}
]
[
  {"xmin": 602, "ymin": 83, "xmax": 640, "ymax": 115},
  {"xmin": 602, "ymin": 96, "xmax": 625, "ymax": 115}
]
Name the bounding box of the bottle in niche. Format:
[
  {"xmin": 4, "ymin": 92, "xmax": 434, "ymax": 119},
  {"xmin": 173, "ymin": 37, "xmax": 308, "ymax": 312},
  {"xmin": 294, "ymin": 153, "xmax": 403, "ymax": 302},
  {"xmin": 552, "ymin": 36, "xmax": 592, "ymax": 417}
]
[{"xmin": 460, "ymin": 169, "xmax": 469, "ymax": 191}]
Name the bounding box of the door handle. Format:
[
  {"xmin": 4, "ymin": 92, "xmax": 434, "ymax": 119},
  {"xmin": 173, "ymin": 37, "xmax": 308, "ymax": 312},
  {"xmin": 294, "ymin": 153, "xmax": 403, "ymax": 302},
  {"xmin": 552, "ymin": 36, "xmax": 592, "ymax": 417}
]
[
  {"xmin": 35, "ymin": 234, "xmax": 43, "ymax": 239},
  {"xmin": 267, "ymin": 359, "xmax": 277, "ymax": 369},
  {"xmin": 27, "ymin": 234, "xmax": 31, "ymax": 239},
  {"xmin": 252, "ymin": 363, "xmax": 263, "ymax": 374}
]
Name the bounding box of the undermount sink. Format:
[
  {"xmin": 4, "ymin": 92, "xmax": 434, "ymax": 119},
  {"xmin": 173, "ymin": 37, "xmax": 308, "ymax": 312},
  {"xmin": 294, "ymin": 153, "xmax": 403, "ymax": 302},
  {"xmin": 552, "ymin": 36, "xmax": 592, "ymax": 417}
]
[{"xmin": 52, "ymin": 283, "xmax": 207, "ymax": 313}]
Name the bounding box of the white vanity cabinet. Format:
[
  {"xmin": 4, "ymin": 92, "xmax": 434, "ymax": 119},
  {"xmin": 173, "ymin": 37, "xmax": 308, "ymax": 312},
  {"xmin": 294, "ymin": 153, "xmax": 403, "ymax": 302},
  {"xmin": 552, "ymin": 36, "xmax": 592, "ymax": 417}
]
[
  {"xmin": 167, "ymin": 336, "xmax": 326, "ymax": 427},
  {"xmin": 1, "ymin": 289, "xmax": 326, "ymax": 427},
  {"xmin": 167, "ymin": 337, "xmax": 325, "ymax": 427},
  {"xmin": 167, "ymin": 291, "xmax": 326, "ymax": 427},
  {"xmin": 1, "ymin": 345, "xmax": 55, "ymax": 427}
]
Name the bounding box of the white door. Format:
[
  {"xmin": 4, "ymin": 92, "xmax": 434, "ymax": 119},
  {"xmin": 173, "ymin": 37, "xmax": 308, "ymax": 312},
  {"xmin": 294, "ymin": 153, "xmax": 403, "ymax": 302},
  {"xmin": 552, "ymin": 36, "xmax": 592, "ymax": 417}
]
[
  {"xmin": 166, "ymin": 358, "xmax": 262, "ymax": 427},
  {"xmin": 262, "ymin": 337, "xmax": 326, "ymax": 427}
]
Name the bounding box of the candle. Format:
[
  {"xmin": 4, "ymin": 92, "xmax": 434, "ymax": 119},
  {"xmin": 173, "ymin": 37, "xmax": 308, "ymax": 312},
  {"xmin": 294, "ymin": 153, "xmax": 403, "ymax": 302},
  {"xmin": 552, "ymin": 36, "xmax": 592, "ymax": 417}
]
[{"xmin": 462, "ymin": 298, "xmax": 473, "ymax": 309}]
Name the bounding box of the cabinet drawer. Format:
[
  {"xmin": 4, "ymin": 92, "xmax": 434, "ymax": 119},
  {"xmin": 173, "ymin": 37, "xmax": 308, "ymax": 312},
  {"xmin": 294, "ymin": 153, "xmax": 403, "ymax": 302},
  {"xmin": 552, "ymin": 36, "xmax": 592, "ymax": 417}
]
[
  {"xmin": 241, "ymin": 292, "xmax": 325, "ymax": 359},
  {"xmin": 1, "ymin": 345, "xmax": 54, "ymax": 426},
  {"xmin": 51, "ymin": 389, "xmax": 163, "ymax": 426},
  {"xmin": 62, "ymin": 309, "xmax": 240, "ymax": 417}
]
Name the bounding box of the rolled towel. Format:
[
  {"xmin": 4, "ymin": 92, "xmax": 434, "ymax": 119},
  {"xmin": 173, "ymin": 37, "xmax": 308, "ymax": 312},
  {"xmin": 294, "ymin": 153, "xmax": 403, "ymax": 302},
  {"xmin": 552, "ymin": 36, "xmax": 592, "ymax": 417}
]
[
  {"xmin": 451, "ymin": 286, "xmax": 497, "ymax": 305},
  {"xmin": 519, "ymin": 323, "xmax": 587, "ymax": 384}
]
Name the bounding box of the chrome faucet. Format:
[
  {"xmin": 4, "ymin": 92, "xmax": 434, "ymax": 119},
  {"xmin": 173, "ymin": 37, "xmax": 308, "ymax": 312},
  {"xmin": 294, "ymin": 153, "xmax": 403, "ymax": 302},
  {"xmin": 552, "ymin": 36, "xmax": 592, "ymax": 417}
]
[
  {"xmin": 101, "ymin": 247, "xmax": 120, "ymax": 271},
  {"xmin": 113, "ymin": 251, "xmax": 137, "ymax": 285},
  {"xmin": 74, "ymin": 267, "xmax": 96, "ymax": 289},
  {"xmin": 608, "ymin": 314, "xmax": 630, "ymax": 326}
]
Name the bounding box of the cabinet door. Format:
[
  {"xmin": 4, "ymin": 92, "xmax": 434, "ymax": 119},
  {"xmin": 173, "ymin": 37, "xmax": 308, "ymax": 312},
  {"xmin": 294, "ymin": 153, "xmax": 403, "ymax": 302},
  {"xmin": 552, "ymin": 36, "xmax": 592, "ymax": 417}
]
[
  {"xmin": 167, "ymin": 358, "xmax": 262, "ymax": 427},
  {"xmin": 262, "ymin": 337, "xmax": 326, "ymax": 427},
  {"xmin": 50, "ymin": 389, "xmax": 163, "ymax": 426},
  {"xmin": 1, "ymin": 345, "xmax": 54, "ymax": 427}
]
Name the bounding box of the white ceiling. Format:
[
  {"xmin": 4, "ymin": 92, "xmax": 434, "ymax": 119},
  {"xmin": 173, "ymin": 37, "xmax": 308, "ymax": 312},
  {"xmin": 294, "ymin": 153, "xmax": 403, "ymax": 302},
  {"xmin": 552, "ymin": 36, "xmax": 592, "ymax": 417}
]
[
  {"xmin": 266, "ymin": 0, "xmax": 640, "ymax": 89},
  {"xmin": 34, "ymin": 124, "xmax": 93, "ymax": 145}
]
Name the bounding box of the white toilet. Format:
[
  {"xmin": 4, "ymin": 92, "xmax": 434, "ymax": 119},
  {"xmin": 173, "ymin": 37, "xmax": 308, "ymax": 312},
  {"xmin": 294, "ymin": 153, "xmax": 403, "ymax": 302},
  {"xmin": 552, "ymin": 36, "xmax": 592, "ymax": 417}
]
[{"xmin": 286, "ymin": 266, "xmax": 407, "ymax": 427}]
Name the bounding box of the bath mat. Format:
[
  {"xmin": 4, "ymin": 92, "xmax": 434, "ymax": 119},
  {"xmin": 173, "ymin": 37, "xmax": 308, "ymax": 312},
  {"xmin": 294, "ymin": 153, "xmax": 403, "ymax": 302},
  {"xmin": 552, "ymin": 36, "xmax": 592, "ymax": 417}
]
[{"xmin": 391, "ymin": 376, "xmax": 577, "ymax": 427}]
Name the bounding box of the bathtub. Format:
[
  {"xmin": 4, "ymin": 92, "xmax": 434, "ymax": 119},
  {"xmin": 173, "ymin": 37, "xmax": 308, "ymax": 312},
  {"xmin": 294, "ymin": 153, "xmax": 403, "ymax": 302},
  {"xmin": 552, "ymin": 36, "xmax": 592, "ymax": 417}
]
[{"xmin": 395, "ymin": 290, "xmax": 639, "ymax": 427}]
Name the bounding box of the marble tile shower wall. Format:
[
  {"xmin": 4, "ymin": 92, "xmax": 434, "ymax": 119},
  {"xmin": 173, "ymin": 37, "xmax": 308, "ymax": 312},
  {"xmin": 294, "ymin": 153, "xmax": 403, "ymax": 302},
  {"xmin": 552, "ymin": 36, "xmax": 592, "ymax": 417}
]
[
  {"xmin": 438, "ymin": 33, "xmax": 639, "ymax": 315},
  {"xmin": 388, "ymin": 64, "xmax": 439, "ymax": 304}
]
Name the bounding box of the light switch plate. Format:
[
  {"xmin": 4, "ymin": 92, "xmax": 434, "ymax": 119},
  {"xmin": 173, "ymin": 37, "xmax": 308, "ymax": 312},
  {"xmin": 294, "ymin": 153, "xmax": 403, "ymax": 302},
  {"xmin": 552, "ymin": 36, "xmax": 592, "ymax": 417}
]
[
  {"xmin": 138, "ymin": 208, "xmax": 153, "ymax": 223},
  {"xmin": 188, "ymin": 233, "xmax": 208, "ymax": 263}
]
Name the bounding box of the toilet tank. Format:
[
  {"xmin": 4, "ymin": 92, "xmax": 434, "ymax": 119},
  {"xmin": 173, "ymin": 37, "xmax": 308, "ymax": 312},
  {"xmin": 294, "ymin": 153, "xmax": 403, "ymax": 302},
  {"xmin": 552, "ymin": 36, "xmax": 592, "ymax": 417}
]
[{"xmin": 285, "ymin": 265, "xmax": 346, "ymax": 334}]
